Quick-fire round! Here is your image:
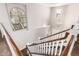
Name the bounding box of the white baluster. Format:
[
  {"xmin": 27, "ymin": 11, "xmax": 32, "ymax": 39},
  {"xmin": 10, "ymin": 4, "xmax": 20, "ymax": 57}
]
[
  {"xmin": 59, "ymin": 34, "xmax": 60, "ymax": 38},
  {"xmin": 51, "ymin": 36, "xmax": 54, "ymax": 40},
  {"xmin": 41, "ymin": 44, "xmax": 43, "ymax": 54},
  {"xmin": 36, "ymin": 45, "xmax": 38, "ymax": 53},
  {"xmin": 42, "ymin": 44, "xmax": 44, "ymax": 54},
  {"xmin": 32, "ymin": 46, "xmax": 34, "ymax": 52},
  {"xmin": 45, "ymin": 43, "xmax": 46, "ymax": 54},
  {"xmin": 39, "ymin": 45, "xmax": 41, "ymax": 53},
  {"xmin": 31, "ymin": 46, "xmax": 33, "ymax": 52},
  {"xmin": 58, "ymin": 40, "xmax": 64, "ymax": 56},
  {"xmin": 44, "ymin": 43, "xmax": 45, "ymax": 54},
  {"xmin": 62, "ymin": 32, "xmax": 65, "ymax": 38},
  {"xmin": 53, "ymin": 36, "xmax": 55, "ymax": 40},
  {"xmin": 46, "ymin": 43, "xmax": 48, "ymax": 54},
  {"xmin": 55, "ymin": 35, "xmax": 56, "ymax": 39},
  {"xmin": 55, "ymin": 35, "xmax": 57, "ymax": 39},
  {"xmin": 40, "ymin": 44, "xmax": 42, "ymax": 53},
  {"xmin": 48, "ymin": 42, "xmax": 51, "ymax": 55},
  {"xmin": 39, "ymin": 44, "xmax": 41, "ymax": 53},
  {"xmin": 62, "ymin": 33, "xmax": 63, "ymax": 38},
  {"xmin": 57, "ymin": 34, "xmax": 59, "ymax": 39},
  {"xmin": 53, "ymin": 35, "xmax": 55, "ymax": 39},
  {"xmin": 34, "ymin": 46, "xmax": 36, "ymax": 52},
  {"xmin": 53, "ymin": 36, "xmax": 54, "ymax": 40},
  {"xmin": 35, "ymin": 45, "xmax": 37, "ymax": 52},
  {"xmin": 33, "ymin": 46, "xmax": 35, "ymax": 52},
  {"xmin": 35, "ymin": 45, "xmax": 37, "ymax": 53},
  {"xmin": 54, "ymin": 41, "xmax": 59, "ymax": 56},
  {"xmin": 61, "ymin": 33, "xmax": 62, "ymax": 38},
  {"xmin": 51, "ymin": 42, "xmax": 55, "ymax": 55},
  {"xmin": 43, "ymin": 43, "xmax": 45, "ymax": 54}
]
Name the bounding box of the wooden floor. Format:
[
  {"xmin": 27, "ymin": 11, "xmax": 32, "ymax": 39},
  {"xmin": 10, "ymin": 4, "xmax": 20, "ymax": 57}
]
[
  {"xmin": 0, "ymin": 36, "xmax": 12, "ymax": 56},
  {"xmin": 71, "ymin": 35, "xmax": 79, "ymax": 56}
]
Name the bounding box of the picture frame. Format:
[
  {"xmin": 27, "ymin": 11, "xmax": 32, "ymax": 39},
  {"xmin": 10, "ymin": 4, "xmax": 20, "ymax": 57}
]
[{"xmin": 6, "ymin": 3, "xmax": 28, "ymax": 31}]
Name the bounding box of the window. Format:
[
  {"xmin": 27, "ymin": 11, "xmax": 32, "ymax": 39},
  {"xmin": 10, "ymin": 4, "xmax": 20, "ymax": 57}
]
[{"xmin": 6, "ymin": 4, "xmax": 27, "ymax": 31}]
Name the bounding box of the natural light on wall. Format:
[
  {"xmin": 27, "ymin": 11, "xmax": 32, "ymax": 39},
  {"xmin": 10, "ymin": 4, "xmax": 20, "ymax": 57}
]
[{"xmin": 56, "ymin": 9, "xmax": 63, "ymax": 14}]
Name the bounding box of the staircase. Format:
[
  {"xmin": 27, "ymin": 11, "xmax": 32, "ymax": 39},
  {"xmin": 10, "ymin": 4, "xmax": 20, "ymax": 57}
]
[
  {"xmin": 21, "ymin": 25, "xmax": 75, "ymax": 56},
  {"xmin": 0, "ymin": 22, "xmax": 75, "ymax": 56},
  {"xmin": 0, "ymin": 23, "xmax": 22, "ymax": 56}
]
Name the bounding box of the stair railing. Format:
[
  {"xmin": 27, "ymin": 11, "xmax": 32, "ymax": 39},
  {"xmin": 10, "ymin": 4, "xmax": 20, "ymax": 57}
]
[
  {"xmin": 0, "ymin": 23, "xmax": 22, "ymax": 56},
  {"xmin": 40, "ymin": 25, "xmax": 74, "ymax": 41},
  {"xmin": 27, "ymin": 32, "xmax": 73, "ymax": 56},
  {"xmin": 23, "ymin": 25, "xmax": 74, "ymax": 56}
]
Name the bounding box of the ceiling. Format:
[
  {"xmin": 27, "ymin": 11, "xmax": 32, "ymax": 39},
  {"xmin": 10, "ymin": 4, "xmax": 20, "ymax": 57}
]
[
  {"xmin": 38, "ymin": 3, "xmax": 69, "ymax": 7},
  {"xmin": 14, "ymin": 3, "xmax": 69, "ymax": 7}
]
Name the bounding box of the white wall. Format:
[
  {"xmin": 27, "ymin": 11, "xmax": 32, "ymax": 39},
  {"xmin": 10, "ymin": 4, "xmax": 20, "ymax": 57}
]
[
  {"xmin": 65, "ymin": 4, "xmax": 79, "ymax": 29},
  {"xmin": 49, "ymin": 6, "xmax": 67, "ymax": 34},
  {"xmin": 49, "ymin": 4, "xmax": 79, "ymax": 33},
  {"xmin": 27, "ymin": 3, "xmax": 50, "ymax": 29},
  {"xmin": 0, "ymin": 3, "xmax": 50, "ymax": 50}
]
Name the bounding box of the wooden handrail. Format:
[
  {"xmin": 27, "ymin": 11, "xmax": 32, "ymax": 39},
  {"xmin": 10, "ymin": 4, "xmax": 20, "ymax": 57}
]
[
  {"xmin": 28, "ymin": 32, "xmax": 70, "ymax": 46},
  {"xmin": 61, "ymin": 35, "xmax": 74, "ymax": 56},
  {"xmin": 40, "ymin": 25, "xmax": 74, "ymax": 40},
  {"xmin": 0, "ymin": 23, "xmax": 22, "ymax": 56}
]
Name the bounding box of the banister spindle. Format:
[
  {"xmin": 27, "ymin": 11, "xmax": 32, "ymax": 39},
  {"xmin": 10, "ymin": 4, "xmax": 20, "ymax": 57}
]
[
  {"xmin": 47, "ymin": 43, "xmax": 49, "ymax": 55},
  {"xmin": 41, "ymin": 44, "xmax": 43, "ymax": 54},
  {"xmin": 53, "ymin": 35, "xmax": 55, "ymax": 39},
  {"xmin": 41, "ymin": 44, "xmax": 42, "ymax": 53},
  {"xmin": 57, "ymin": 34, "xmax": 58, "ymax": 39},
  {"xmin": 42, "ymin": 43, "xmax": 44, "ymax": 54},
  {"xmin": 46, "ymin": 43, "xmax": 48, "ymax": 55},
  {"xmin": 50, "ymin": 42, "xmax": 52, "ymax": 56},
  {"xmin": 54, "ymin": 41, "xmax": 59, "ymax": 56},
  {"xmin": 37, "ymin": 45, "xmax": 39, "ymax": 53},
  {"xmin": 43, "ymin": 43, "xmax": 45, "ymax": 54},
  {"xmin": 48, "ymin": 42, "xmax": 51, "ymax": 55},
  {"xmin": 51, "ymin": 42, "xmax": 55, "ymax": 56},
  {"xmin": 39, "ymin": 45, "xmax": 41, "ymax": 53},
  {"xmin": 34, "ymin": 45, "xmax": 35, "ymax": 52},
  {"xmin": 57, "ymin": 34, "xmax": 59, "ymax": 39},
  {"xmin": 58, "ymin": 40, "xmax": 64, "ymax": 56},
  {"xmin": 58, "ymin": 34, "xmax": 60, "ymax": 39},
  {"xmin": 45, "ymin": 43, "xmax": 46, "ymax": 54}
]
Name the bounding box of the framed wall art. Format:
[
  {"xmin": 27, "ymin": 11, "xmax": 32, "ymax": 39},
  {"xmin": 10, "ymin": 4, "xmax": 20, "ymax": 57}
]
[{"xmin": 6, "ymin": 3, "xmax": 28, "ymax": 31}]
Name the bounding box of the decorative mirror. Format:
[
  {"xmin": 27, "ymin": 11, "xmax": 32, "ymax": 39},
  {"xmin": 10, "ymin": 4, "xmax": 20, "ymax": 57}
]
[{"xmin": 6, "ymin": 3, "xmax": 27, "ymax": 31}]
